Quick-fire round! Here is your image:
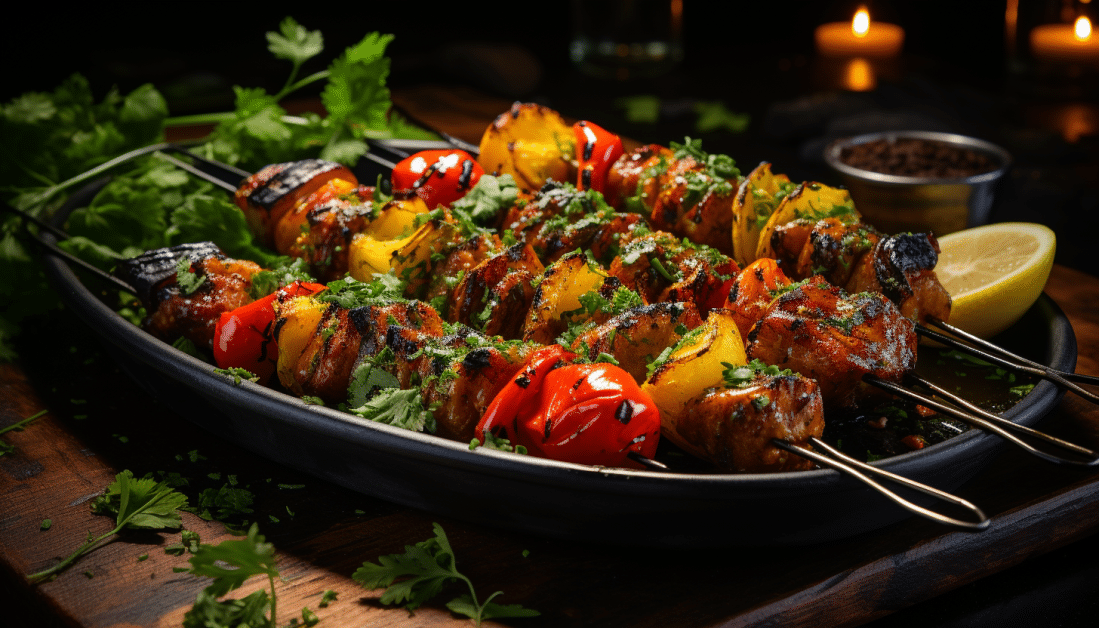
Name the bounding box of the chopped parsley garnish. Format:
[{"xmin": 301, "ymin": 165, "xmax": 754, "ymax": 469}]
[
  {"xmin": 246, "ymin": 256, "xmax": 315, "ymax": 299},
  {"xmin": 470, "ymin": 430, "xmax": 528, "ymax": 454},
  {"xmin": 722, "ymin": 359, "xmax": 796, "ymax": 388},
  {"xmin": 319, "ymin": 273, "xmax": 406, "ymax": 308},
  {"xmin": 175, "ymin": 257, "xmax": 207, "ymax": 295}
]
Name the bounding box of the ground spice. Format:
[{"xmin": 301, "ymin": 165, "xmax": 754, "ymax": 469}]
[{"xmin": 839, "ymin": 138, "xmax": 998, "ymax": 178}]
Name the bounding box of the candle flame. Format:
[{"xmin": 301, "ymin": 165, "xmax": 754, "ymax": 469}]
[
  {"xmin": 1074, "ymin": 16, "xmax": 1092, "ymax": 41},
  {"xmin": 852, "ymin": 6, "xmax": 870, "ymax": 37}
]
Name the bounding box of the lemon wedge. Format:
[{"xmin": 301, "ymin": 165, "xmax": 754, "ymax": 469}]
[{"xmin": 935, "ymin": 222, "xmax": 1056, "ymax": 338}]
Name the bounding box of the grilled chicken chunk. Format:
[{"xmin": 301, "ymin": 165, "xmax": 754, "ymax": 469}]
[
  {"xmin": 770, "ymin": 217, "xmax": 951, "ymax": 325},
  {"xmin": 604, "ymin": 143, "xmax": 740, "ymax": 255},
  {"xmin": 669, "ymin": 371, "xmax": 824, "ymax": 473},
  {"xmin": 121, "ymin": 247, "xmax": 262, "ymax": 350},
  {"xmin": 746, "ymin": 280, "xmax": 918, "ymax": 407},
  {"xmin": 235, "ymin": 159, "xmax": 356, "ymax": 248}
]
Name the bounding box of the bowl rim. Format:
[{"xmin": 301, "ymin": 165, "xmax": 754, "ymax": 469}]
[{"xmin": 824, "ymin": 130, "xmax": 1012, "ymax": 186}]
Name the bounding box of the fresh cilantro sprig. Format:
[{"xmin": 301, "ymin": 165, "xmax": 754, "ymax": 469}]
[
  {"xmin": 347, "ymin": 387, "xmax": 436, "ymax": 433},
  {"xmin": 265, "ymin": 17, "xmax": 327, "ymax": 100},
  {"xmin": 0, "ymin": 409, "xmax": 45, "ymax": 457},
  {"xmin": 27, "ymin": 470, "xmax": 188, "ymax": 583},
  {"xmin": 353, "ymin": 523, "xmax": 538, "ymax": 626},
  {"xmin": 180, "ymin": 523, "xmax": 316, "ymax": 628}
]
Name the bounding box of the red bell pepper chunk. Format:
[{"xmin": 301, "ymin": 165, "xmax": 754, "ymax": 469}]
[
  {"xmin": 391, "ymin": 149, "xmax": 484, "ymax": 209},
  {"xmin": 476, "ymin": 345, "xmax": 661, "ymax": 469},
  {"xmin": 213, "ymin": 281, "xmax": 325, "ymax": 384},
  {"xmin": 572, "ymin": 121, "xmax": 624, "ymax": 194}
]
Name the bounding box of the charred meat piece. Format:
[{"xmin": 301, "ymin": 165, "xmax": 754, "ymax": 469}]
[
  {"xmin": 604, "ymin": 143, "xmax": 740, "ymax": 255},
  {"xmin": 569, "ymin": 301, "xmax": 703, "ymax": 384},
  {"xmin": 448, "ymin": 243, "xmax": 544, "ymax": 336},
  {"xmin": 283, "ymin": 184, "xmax": 377, "ymax": 281},
  {"xmin": 382, "ymin": 325, "xmax": 536, "ymax": 442},
  {"xmin": 235, "ymin": 159, "xmax": 356, "ymax": 248},
  {"xmin": 141, "ymin": 253, "xmax": 263, "ymax": 350},
  {"xmin": 669, "ymin": 371, "xmax": 825, "ymax": 473},
  {"xmin": 769, "ymin": 218, "xmax": 951, "ymax": 326},
  {"xmin": 746, "ymin": 280, "xmax": 917, "ymax": 407},
  {"xmin": 603, "ymin": 144, "xmax": 670, "ymax": 211},
  {"xmin": 846, "ymin": 232, "xmax": 952, "ymax": 325},
  {"xmin": 114, "ymin": 242, "xmax": 224, "ymax": 307},
  {"xmin": 608, "ymin": 230, "xmax": 737, "ymax": 315},
  {"xmin": 274, "ymin": 297, "xmax": 445, "ymax": 403}
]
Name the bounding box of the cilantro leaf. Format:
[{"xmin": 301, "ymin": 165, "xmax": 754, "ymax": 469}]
[
  {"xmin": 186, "ymin": 523, "xmax": 278, "ymax": 596},
  {"xmin": 318, "ymin": 273, "xmax": 406, "ymax": 309},
  {"xmin": 353, "ymin": 523, "xmax": 538, "ymax": 626},
  {"xmin": 450, "ymin": 174, "xmax": 520, "ymax": 226},
  {"xmin": 347, "ymin": 387, "xmax": 436, "ymax": 433},
  {"xmin": 91, "ymin": 470, "xmax": 188, "ymax": 530},
  {"xmin": 174, "ymin": 257, "xmax": 206, "ymax": 295},
  {"xmin": 321, "ymin": 32, "xmax": 395, "ymax": 162},
  {"xmin": 182, "ymin": 589, "xmax": 271, "ymax": 628},
  {"xmin": 27, "ymin": 470, "xmax": 187, "ymax": 583},
  {"xmin": 266, "ymin": 17, "xmax": 324, "ymax": 67}
]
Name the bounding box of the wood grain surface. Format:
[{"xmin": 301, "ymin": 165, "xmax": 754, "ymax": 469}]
[{"xmin": 1, "ymin": 90, "xmax": 1097, "ymax": 627}]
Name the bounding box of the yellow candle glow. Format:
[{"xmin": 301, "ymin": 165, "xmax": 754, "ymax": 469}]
[
  {"xmin": 815, "ymin": 6, "xmax": 905, "ymax": 57},
  {"xmin": 1030, "ymin": 16, "xmax": 1099, "ymax": 63}
]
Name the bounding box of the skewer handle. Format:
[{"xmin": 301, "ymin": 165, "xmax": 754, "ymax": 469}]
[{"xmin": 773, "ymin": 437, "xmax": 990, "ymax": 531}]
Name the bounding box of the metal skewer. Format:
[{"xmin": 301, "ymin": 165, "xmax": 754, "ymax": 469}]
[
  {"xmin": 865, "ymin": 374, "xmax": 1099, "ymax": 467},
  {"xmin": 773, "ymin": 437, "xmax": 990, "ymax": 531},
  {"xmin": 922, "ymin": 317, "xmax": 1099, "ymax": 389},
  {"xmin": 1, "ymin": 200, "xmax": 138, "ymax": 296}
]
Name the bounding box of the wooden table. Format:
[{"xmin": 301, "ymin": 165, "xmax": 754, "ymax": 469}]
[{"xmin": 2, "ymin": 90, "xmax": 1098, "ymax": 627}]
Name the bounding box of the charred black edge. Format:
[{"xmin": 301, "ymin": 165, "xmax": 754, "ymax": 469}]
[
  {"xmin": 114, "ymin": 242, "xmax": 225, "ymax": 306},
  {"xmin": 249, "ymin": 159, "xmax": 347, "ymax": 212}
]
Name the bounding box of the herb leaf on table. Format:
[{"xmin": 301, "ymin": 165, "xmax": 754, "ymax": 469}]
[
  {"xmin": 353, "ymin": 523, "xmax": 539, "ymax": 626},
  {"xmin": 26, "ymin": 470, "xmax": 188, "ymax": 583},
  {"xmin": 181, "ymin": 523, "xmax": 323, "ymax": 628}
]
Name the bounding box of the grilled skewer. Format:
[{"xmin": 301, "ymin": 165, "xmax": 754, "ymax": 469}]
[
  {"xmin": 12, "ymin": 137, "xmax": 1094, "ymax": 468},
  {"xmin": 17, "ymin": 148, "xmax": 1090, "ymax": 536}
]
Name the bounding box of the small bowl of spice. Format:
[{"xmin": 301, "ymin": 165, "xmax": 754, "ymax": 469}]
[{"xmin": 824, "ymin": 131, "xmax": 1011, "ymax": 236}]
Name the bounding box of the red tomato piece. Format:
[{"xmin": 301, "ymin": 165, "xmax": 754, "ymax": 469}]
[
  {"xmin": 476, "ymin": 345, "xmax": 661, "ymax": 469},
  {"xmin": 213, "ymin": 281, "xmax": 324, "ymax": 384},
  {"xmin": 572, "ymin": 121, "xmax": 624, "ymax": 194},
  {"xmin": 391, "ymin": 149, "xmax": 483, "ymax": 209}
]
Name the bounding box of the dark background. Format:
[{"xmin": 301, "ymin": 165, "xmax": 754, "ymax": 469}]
[
  {"xmin": 9, "ymin": 1, "xmax": 1097, "ymax": 276},
  {"xmin": 6, "ymin": 3, "xmax": 1099, "ymax": 625}
]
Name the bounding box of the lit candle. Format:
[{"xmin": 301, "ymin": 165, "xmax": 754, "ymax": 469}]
[
  {"xmin": 1030, "ymin": 16, "xmax": 1099, "ymax": 64},
  {"xmin": 815, "ymin": 6, "xmax": 905, "ymax": 58}
]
